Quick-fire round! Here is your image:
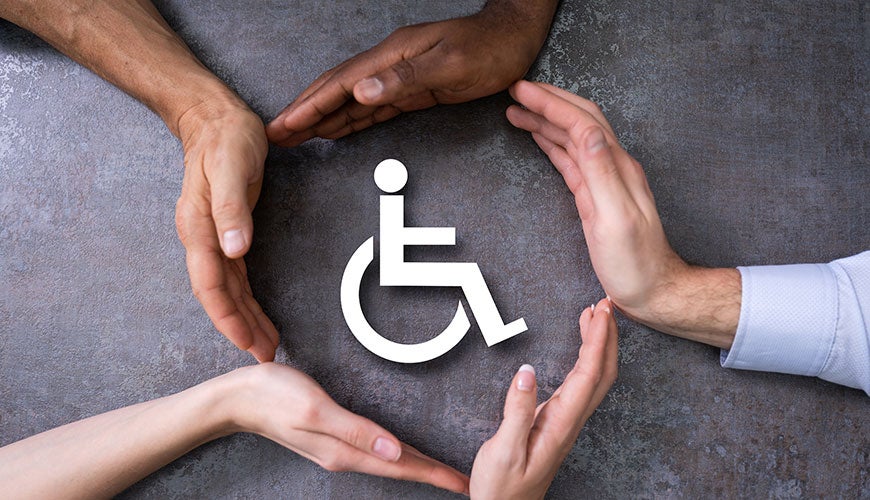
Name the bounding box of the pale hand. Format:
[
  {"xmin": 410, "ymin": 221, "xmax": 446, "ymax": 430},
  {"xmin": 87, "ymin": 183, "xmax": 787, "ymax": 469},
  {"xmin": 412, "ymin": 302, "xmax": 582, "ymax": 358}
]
[
  {"xmin": 470, "ymin": 298, "xmax": 618, "ymax": 499},
  {"xmin": 223, "ymin": 363, "xmax": 470, "ymax": 494}
]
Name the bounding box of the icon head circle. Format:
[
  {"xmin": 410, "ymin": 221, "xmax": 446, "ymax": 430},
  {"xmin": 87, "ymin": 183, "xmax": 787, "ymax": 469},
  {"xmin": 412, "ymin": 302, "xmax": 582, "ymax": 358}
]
[{"xmin": 374, "ymin": 159, "xmax": 408, "ymax": 193}]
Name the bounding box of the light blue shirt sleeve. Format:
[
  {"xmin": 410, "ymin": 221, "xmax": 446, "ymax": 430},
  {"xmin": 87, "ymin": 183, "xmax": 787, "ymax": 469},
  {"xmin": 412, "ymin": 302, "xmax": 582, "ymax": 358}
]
[{"xmin": 720, "ymin": 251, "xmax": 870, "ymax": 395}]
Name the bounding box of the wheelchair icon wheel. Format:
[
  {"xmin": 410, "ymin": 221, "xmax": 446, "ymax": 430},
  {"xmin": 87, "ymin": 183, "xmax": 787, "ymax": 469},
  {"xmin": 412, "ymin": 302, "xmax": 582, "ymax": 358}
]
[{"xmin": 340, "ymin": 237, "xmax": 471, "ymax": 363}]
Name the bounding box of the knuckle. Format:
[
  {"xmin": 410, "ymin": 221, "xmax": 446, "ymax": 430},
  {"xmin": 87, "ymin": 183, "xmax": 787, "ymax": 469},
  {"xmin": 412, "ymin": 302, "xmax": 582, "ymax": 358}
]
[
  {"xmin": 569, "ymin": 123, "xmax": 602, "ymax": 146},
  {"xmin": 388, "ymin": 25, "xmax": 414, "ymax": 40},
  {"xmin": 319, "ymin": 455, "xmax": 345, "ymax": 472},
  {"xmin": 174, "ymin": 197, "xmax": 192, "ymax": 231},
  {"xmin": 390, "ymin": 59, "xmax": 418, "ymax": 85},
  {"xmin": 495, "ymin": 448, "xmax": 522, "ymax": 469},
  {"xmin": 343, "ymin": 425, "xmax": 366, "ymax": 449},
  {"xmin": 296, "ymin": 395, "xmax": 321, "ymax": 424},
  {"xmin": 211, "ymin": 199, "xmax": 247, "ymax": 221}
]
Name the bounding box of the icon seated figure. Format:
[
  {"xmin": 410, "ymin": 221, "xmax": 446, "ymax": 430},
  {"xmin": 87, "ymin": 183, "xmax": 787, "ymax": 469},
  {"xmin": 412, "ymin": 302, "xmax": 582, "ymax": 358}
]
[{"xmin": 374, "ymin": 159, "xmax": 528, "ymax": 346}]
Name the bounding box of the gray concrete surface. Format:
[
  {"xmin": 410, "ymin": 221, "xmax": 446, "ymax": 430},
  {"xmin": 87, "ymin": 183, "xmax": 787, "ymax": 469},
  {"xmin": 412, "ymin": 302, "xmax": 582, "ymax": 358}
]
[{"xmin": 1, "ymin": 0, "xmax": 868, "ymax": 498}]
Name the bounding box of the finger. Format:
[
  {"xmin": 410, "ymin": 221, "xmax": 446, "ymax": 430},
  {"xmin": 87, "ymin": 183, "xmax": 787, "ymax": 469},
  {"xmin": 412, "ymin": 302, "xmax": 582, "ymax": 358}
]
[
  {"xmin": 506, "ymin": 104, "xmax": 571, "ymax": 148},
  {"xmin": 318, "ymin": 105, "xmax": 404, "ymax": 141},
  {"xmin": 563, "ymin": 298, "xmax": 614, "ymax": 414},
  {"xmin": 509, "ymin": 81, "xmax": 632, "ymax": 196},
  {"xmin": 587, "ymin": 298, "xmax": 619, "ymax": 411},
  {"xmin": 529, "ymin": 132, "xmax": 584, "ymax": 192},
  {"xmin": 509, "ymin": 81, "xmax": 608, "ymax": 139},
  {"xmin": 528, "ymin": 81, "xmax": 616, "ymax": 136},
  {"xmin": 246, "ymin": 326, "xmax": 278, "ymax": 363},
  {"xmin": 312, "ymin": 398, "xmax": 407, "ymax": 463},
  {"xmin": 513, "ymin": 108, "xmax": 595, "ymax": 221},
  {"xmin": 189, "ymin": 257, "xmax": 274, "ymax": 362},
  {"xmin": 243, "ymin": 292, "xmax": 280, "ymax": 349},
  {"xmin": 184, "ymin": 243, "xmax": 254, "ymax": 352},
  {"xmin": 278, "ymin": 77, "xmax": 356, "ymax": 137},
  {"xmin": 493, "ymin": 364, "xmax": 538, "ymax": 461},
  {"xmin": 272, "ymin": 100, "xmax": 402, "ymax": 147},
  {"xmin": 270, "ymin": 39, "xmax": 398, "ymax": 142},
  {"xmin": 298, "ymin": 433, "xmax": 470, "ymax": 494},
  {"xmin": 206, "ymin": 158, "xmax": 256, "ymax": 259},
  {"xmin": 223, "ymin": 259, "xmax": 276, "ymax": 362},
  {"xmin": 272, "ymin": 128, "xmax": 318, "ymax": 149},
  {"xmin": 230, "ymin": 259, "xmax": 278, "ymax": 349},
  {"xmin": 352, "ymin": 47, "xmax": 451, "ymax": 106},
  {"xmin": 307, "ymin": 100, "xmax": 380, "ymax": 139},
  {"xmin": 266, "ymin": 69, "xmax": 335, "ymax": 144}
]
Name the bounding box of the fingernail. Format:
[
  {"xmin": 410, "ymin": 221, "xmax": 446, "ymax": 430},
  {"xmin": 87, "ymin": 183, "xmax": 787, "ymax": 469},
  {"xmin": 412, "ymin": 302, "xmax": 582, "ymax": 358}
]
[
  {"xmin": 373, "ymin": 437, "xmax": 401, "ymax": 462},
  {"xmin": 586, "ymin": 128, "xmax": 607, "ymax": 153},
  {"xmin": 517, "ymin": 364, "xmax": 536, "ymax": 392},
  {"xmin": 590, "ymin": 303, "xmax": 595, "ymax": 312},
  {"xmin": 222, "ymin": 229, "xmax": 246, "ymax": 255},
  {"xmin": 357, "ymin": 77, "xmax": 383, "ymax": 101}
]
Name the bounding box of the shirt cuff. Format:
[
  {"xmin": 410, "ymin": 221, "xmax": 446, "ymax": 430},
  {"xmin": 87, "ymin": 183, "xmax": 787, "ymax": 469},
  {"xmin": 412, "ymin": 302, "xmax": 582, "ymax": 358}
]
[{"xmin": 720, "ymin": 262, "xmax": 838, "ymax": 377}]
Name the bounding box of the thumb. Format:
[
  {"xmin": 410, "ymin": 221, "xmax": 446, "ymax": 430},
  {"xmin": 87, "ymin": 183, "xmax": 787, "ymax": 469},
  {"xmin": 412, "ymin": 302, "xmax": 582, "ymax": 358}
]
[
  {"xmin": 352, "ymin": 49, "xmax": 452, "ymax": 106},
  {"xmin": 209, "ymin": 164, "xmax": 254, "ymax": 259},
  {"xmin": 494, "ymin": 364, "xmax": 538, "ymax": 454},
  {"xmin": 571, "ymin": 126, "xmax": 634, "ymax": 217},
  {"xmin": 317, "ymin": 400, "xmax": 404, "ymax": 463}
]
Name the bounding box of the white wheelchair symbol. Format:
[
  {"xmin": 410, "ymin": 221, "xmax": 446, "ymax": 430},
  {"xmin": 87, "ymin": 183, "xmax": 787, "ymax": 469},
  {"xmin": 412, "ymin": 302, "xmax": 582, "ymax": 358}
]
[{"xmin": 340, "ymin": 159, "xmax": 527, "ymax": 363}]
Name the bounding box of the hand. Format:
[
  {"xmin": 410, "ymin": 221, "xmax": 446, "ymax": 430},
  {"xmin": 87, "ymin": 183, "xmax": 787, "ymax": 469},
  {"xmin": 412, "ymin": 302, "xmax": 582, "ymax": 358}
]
[
  {"xmin": 506, "ymin": 81, "xmax": 740, "ymax": 348},
  {"xmin": 175, "ymin": 98, "xmax": 280, "ymax": 362},
  {"xmin": 470, "ymin": 298, "xmax": 618, "ymax": 499},
  {"xmin": 267, "ymin": 1, "xmax": 557, "ymax": 147},
  {"xmin": 223, "ymin": 363, "xmax": 470, "ymax": 495}
]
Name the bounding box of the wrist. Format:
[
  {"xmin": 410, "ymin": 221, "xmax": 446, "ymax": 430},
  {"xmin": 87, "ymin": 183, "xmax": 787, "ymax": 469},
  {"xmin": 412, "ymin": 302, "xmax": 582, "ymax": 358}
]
[
  {"xmin": 173, "ymin": 84, "xmax": 259, "ymax": 141},
  {"xmin": 191, "ymin": 367, "xmax": 253, "ymax": 439},
  {"xmin": 621, "ymin": 264, "xmax": 741, "ymax": 349},
  {"xmin": 477, "ymin": 0, "xmax": 558, "ymax": 57}
]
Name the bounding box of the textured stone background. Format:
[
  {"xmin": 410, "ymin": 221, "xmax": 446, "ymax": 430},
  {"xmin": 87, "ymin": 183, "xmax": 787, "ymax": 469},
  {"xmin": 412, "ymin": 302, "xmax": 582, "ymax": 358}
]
[{"xmin": 1, "ymin": 1, "xmax": 868, "ymax": 498}]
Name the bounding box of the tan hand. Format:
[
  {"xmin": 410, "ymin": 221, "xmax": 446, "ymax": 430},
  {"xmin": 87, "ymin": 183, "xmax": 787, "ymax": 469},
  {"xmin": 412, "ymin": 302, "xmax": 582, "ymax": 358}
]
[
  {"xmin": 175, "ymin": 100, "xmax": 279, "ymax": 362},
  {"xmin": 506, "ymin": 80, "xmax": 739, "ymax": 348}
]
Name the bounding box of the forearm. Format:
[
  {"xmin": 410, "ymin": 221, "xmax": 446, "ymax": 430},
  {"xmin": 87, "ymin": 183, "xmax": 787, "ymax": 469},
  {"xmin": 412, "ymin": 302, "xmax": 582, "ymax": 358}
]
[
  {"xmin": 627, "ymin": 264, "xmax": 741, "ymax": 350},
  {"xmin": 0, "ymin": 0, "xmax": 243, "ymax": 136},
  {"xmin": 0, "ymin": 372, "xmax": 237, "ymax": 498}
]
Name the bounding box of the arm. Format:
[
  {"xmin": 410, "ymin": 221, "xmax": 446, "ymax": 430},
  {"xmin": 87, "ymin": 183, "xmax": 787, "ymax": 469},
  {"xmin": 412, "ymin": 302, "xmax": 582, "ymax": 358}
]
[
  {"xmin": 0, "ymin": 1, "xmax": 279, "ymax": 361},
  {"xmin": 0, "ymin": 363, "xmax": 470, "ymax": 498},
  {"xmin": 267, "ymin": 0, "xmax": 559, "ymax": 147},
  {"xmin": 724, "ymin": 252, "xmax": 870, "ymax": 393},
  {"xmin": 470, "ymin": 297, "xmax": 618, "ymax": 499},
  {"xmin": 507, "ymin": 80, "xmax": 869, "ymax": 393}
]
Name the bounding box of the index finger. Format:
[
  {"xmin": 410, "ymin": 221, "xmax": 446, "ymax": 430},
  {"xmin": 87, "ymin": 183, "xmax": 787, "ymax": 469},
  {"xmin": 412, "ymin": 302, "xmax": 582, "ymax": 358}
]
[
  {"xmin": 177, "ymin": 207, "xmax": 275, "ymax": 363},
  {"xmin": 272, "ymin": 50, "xmax": 382, "ymax": 136},
  {"xmin": 509, "ymin": 81, "xmax": 617, "ymax": 145},
  {"xmin": 510, "ymin": 80, "xmax": 635, "ymax": 218},
  {"xmin": 532, "ymin": 300, "xmax": 615, "ymax": 446},
  {"xmin": 525, "ymin": 81, "xmax": 617, "ymax": 137},
  {"xmin": 185, "ymin": 242, "xmax": 253, "ymax": 350}
]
